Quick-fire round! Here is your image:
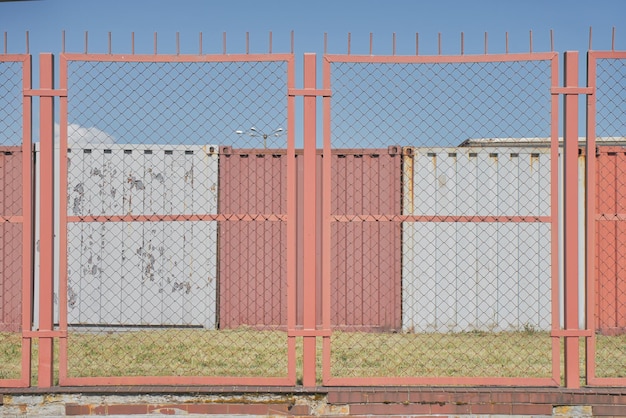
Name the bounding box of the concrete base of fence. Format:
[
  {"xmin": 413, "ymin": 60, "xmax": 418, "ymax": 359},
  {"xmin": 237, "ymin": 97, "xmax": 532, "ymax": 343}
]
[{"xmin": 1, "ymin": 387, "xmax": 626, "ymax": 417}]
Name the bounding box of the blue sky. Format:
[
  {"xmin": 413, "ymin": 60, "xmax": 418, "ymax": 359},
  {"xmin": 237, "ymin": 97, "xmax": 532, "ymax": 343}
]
[
  {"xmin": 1, "ymin": 0, "xmax": 625, "ymax": 146},
  {"xmin": 1, "ymin": 0, "xmax": 624, "ymax": 58}
]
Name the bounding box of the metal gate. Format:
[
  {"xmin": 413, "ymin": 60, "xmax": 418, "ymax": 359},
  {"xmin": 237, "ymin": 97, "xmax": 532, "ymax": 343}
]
[
  {"xmin": 45, "ymin": 47, "xmax": 298, "ymax": 386},
  {"xmin": 318, "ymin": 46, "xmax": 562, "ymax": 386}
]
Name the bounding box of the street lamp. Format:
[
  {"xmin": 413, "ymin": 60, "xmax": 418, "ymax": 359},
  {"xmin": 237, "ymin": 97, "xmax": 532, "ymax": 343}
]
[{"xmin": 235, "ymin": 127, "xmax": 285, "ymax": 149}]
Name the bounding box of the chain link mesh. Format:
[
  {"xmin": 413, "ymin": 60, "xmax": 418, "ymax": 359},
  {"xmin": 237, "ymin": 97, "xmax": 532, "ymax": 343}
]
[
  {"xmin": 328, "ymin": 58, "xmax": 554, "ymax": 379},
  {"xmin": 0, "ymin": 59, "xmax": 25, "ymax": 380},
  {"xmin": 593, "ymin": 57, "xmax": 626, "ymax": 379},
  {"xmin": 65, "ymin": 58, "xmax": 290, "ymax": 378}
]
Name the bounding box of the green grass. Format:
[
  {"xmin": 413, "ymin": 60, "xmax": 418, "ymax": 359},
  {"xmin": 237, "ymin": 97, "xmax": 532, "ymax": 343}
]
[{"xmin": 1, "ymin": 330, "xmax": 625, "ymax": 385}]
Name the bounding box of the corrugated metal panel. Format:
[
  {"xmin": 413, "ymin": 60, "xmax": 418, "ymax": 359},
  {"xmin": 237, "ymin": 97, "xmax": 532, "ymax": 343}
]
[
  {"xmin": 218, "ymin": 148, "xmax": 288, "ymax": 329},
  {"xmin": 330, "ymin": 149, "xmax": 402, "ymax": 331},
  {"xmin": 219, "ymin": 148, "xmax": 402, "ymax": 330},
  {"xmin": 65, "ymin": 144, "xmax": 218, "ymax": 328},
  {"xmin": 402, "ymin": 147, "xmax": 552, "ymax": 332},
  {"xmin": 0, "ymin": 147, "xmax": 23, "ymax": 332},
  {"xmin": 595, "ymin": 147, "xmax": 626, "ymax": 334}
]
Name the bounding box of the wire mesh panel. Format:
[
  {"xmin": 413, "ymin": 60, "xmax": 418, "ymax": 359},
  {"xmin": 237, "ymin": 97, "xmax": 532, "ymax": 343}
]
[
  {"xmin": 322, "ymin": 53, "xmax": 558, "ymax": 385},
  {"xmin": 588, "ymin": 52, "xmax": 626, "ymax": 384},
  {"xmin": 0, "ymin": 55, "xmax": 31, "ymax": 387},
  {"xmin": 58, "ymin": 54, "xmax": 295, "ymax": 385}
]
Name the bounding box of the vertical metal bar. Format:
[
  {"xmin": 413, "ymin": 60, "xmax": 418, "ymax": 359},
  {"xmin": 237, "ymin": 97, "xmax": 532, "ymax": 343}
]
[
  {"xmin": 199, "ymin": 32, "xmax": 202, "ymax": 55},
  {"xmin": 415, "ymin": 32, "xmax": 419, "ymax": 55},
  {"xmin": 324, "ymin": 32, "xmax": 328, "ymax": 55},
  {"xmin": 550, "ymin": 53, "xmax": 561, "ymax": 385},
  {"xmin": 347, "ymin": 33, "xmax": 351, "ymax": 55},
  {"xmin": 369, "ymin": 33, "xmax": 373, "ymax": 55},
  {"xmin": 589, "ymin": 27, "xmax": 593, "ymax": 51},
  {"xmin": 461, "ymin": 32, "xmax": 464, "ymax": 55},
  {"xmin": 529, "ymin": 30, "xmax": 533, "ymax": 53},
  {"xmin": 286, "ymin": 54, "xmax": 297, "ymax": 384},
  {"xmin": 58, "ymin": 53, "xmax": 69, "ymax": 384},
  {"xmin": 563, "ymin": 50, "xmax": 580, "ymax": 388},
  {"xmin": 392, "ymin": 33, "xmax": 396, "ymax": 55},
  {"xmin": 506, "ymin": 32, "xmax": 509, "ymax": 54},
  {"xmin": 131, "ymin": 32, "xmax": 135, "ymax": 55},
  {"xmin": 438, "ymin": 33, "xmax": 441, "ymax": 55},
  {"xmin": 322, "ymin": 52, "xmax": 332, "ymax": 385},
  {"xmin": 302, "ymin": 53, "xmax": 317, "ymax": 387},
  {"xmin": 20, "ymin": 54, "xmax": 33, "ymax": 386},
  {"xmin": 25, "ymin": 31, "xmax": 28, "ymax": 54},
  {"xmin": 176, "ymin": 32, "xmax": 180, "ymax": 55},
  {"xmin": 612, "ymin": 27, "xmax": 615, "ymax": 51},
  {"xmin": 484, "ymin": 32, "xmax": 488, "ymax": 54},
  {"xmin": 585, "ymin": 51, "xmax": 597, "ymax": 384},
  {"xmin": 269, "ymin": 31, "xmax": 272, "ymax": 54},
  {"xmin": 84, "ymin": 31, "xmax": 88, "ymax": 54},
  {"xmin": 38, "ymin": 53, "xmax": 55, "ymax": 388}
]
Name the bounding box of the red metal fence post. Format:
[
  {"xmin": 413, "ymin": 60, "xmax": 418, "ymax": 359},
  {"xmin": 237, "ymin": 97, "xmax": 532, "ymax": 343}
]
[
  {"xmin": 302, "ymin": 53, "xmax": 317, "ymax": 387},
  {"xmin": 38, "ymin": 53, "xmax": 55, "ymax": 388},
  {"xmin": 585, "ymin": 50, "xmax": 597, "ymax": 386},
  {"xmin": 20, "ymin": 54, "xmax": 34, "ymax": 387},
  {"xmin": 563, "ymin": 50, "xmax": 580, "ymax": 389}
]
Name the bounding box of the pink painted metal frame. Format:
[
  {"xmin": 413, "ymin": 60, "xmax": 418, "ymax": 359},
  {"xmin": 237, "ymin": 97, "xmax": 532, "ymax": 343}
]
[
  {"xmin": 0, "ymin": 53, "xmax": 33, "ymax": 388},
  {"xmin": 55, "ymin": 51, "xmax": 297, "ymax": 387},
  {"xmin": 585, "ymin": 49, "xmax": 626, "ymax": 387},
  {"xmin": 321, "ymin": 51, "xmax": 562, "ymax": 387}
]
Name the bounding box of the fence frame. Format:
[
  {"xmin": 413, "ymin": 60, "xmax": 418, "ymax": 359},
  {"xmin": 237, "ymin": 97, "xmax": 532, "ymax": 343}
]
[
  {"xmin": 47, "ymin": 51, "xmax": 298, "ymax": 387},
  {"xmin": 319, "ymin": 51, "xmax": 563, "ymax": 387},
  {"xmin": 0, "ymin": 53, "xmax": 33, "ymax": 388},
  {"xmin": 585, "ymin": 49, "xmax": 626, "ymax": 387},
  {"xmin": 1, "ymin": 42, "xmax": 625, "ymax": 390}
]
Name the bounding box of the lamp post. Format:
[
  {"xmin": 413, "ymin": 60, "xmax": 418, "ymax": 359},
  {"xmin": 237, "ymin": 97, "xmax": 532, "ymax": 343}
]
[{"xmin": 235, "ymin": 127, "xmax": 285, "ymax": 149}]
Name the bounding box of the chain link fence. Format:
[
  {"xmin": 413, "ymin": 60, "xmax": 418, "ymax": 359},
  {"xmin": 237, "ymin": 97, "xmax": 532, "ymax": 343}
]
[
  {"xmin": 2, "ymin": 42, "xmax": 625, "ymax": 388},
  {"xmin": 325, "ymin": 57, "xmax": 556, "ymax": 381},
  {"xmin": 62, "ymin": 57, "xmax": 294, "ymax": 381}
]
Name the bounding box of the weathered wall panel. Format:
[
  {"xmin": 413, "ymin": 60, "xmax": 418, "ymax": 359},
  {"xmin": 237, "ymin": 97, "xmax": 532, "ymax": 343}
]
[
  {"xmin": 0, "ymin": 147, "xmax": 23, "ymax": 332},
  {"xmin": 65, "ymin": 144, "xmax": 218, "ymax": 328},
  {"xmin": 402, "ymin": 147, "xmax": 552, "ymax": 332}
]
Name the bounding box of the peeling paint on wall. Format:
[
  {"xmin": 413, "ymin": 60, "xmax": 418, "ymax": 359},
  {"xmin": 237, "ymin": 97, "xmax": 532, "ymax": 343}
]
[{"xmin": 65, "ymin": 145, "xmax": 218, "ymax": 329}]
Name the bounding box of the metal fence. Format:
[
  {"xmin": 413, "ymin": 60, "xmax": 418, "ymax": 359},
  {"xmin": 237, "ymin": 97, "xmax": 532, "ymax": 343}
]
[{"xmin": 0, "ymin": 35, "xmax": 625, "ymax": 389}]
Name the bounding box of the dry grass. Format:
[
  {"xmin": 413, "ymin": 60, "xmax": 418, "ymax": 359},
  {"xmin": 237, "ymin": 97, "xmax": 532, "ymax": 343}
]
[
  {"xmin": 330, "ymin": 330, "xmax": 554, "ymax": 378},
  {"xmin": 1, "ymin": 330, "xmax": 625, "ymax": 385},
  {"xmin": 66, "ymin": 328, "xmax": 289, "ymax": 378}
]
